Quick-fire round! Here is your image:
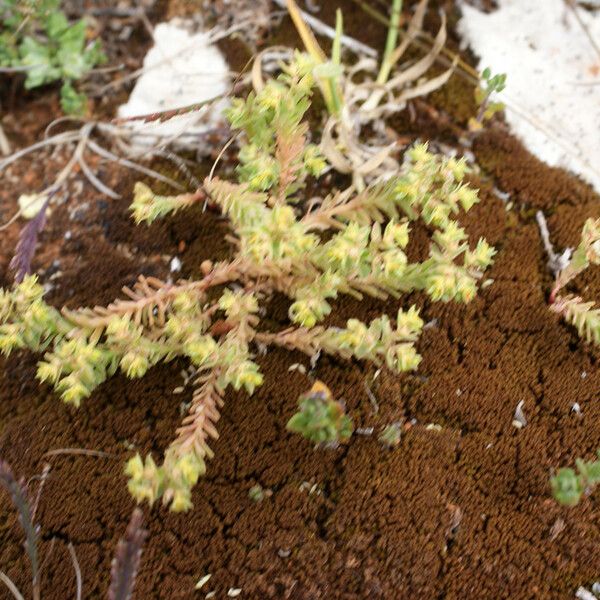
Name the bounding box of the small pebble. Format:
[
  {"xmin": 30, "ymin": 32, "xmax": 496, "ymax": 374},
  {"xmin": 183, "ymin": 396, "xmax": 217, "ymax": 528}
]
[{"xmin": 170, "ymin": 256, "xmax": 182, "ymax": 272}]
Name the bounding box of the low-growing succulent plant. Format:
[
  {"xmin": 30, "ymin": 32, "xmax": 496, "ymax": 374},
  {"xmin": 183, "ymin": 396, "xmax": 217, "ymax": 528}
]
[
  {"xmin": 287, "ymin": 381, "xmax": 353, "ymax": 444},
  {"xmin": 550, "ymin": 218, "xmax": 600, "ymax": 346},
  {"xmin": 551, "ymin": 450, "xmax": 600, "ymax": 506},
  {"xmin": 0, "ymin": 52, "xmax": 494, "ymax": 511},
  {"xmin": 0, "ymin": 0, "xmax": 105, "ymax": 114}
]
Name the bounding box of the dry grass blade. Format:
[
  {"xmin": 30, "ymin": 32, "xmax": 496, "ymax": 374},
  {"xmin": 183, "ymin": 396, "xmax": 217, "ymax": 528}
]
[
  {"xmin": 9, "ymin": 196, "xmax": 50, "ymax": 283},
  {"xmin": 108, "ymin": 509, "xmax": 148, "ymax": 600},
  {"xmin": 310, "ymin": 1, "xmax": 451, "ymax": 187},
  {"xmin": 285, "ymin": 0, "xmax": 327, "ymax": 62},
  {"xmin": 386, "ymin": 10, "xmax": 447, "ymax": 91},
  {"xmin": 0, "ymin": 461, "xmax": 40, "ymax": 600},
  {"xmin": 388, "ymin": 0, "xmax": 427, "ymax": 66},
  {"xmin": 397, "ymin": 56, "xmax": 457, "ymax": 104}
]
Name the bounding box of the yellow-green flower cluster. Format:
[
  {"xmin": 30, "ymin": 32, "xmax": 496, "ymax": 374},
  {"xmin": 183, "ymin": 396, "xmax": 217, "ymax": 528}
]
[
  {"xmin": 105, "ymin": 317, "xmax": 169, "ymax": 379},
  {"xmin": 126, "ymin": 450, "xmax": 206, "ymax": 512},
  {"xmin": 240, "ymin": 205, "xmax": 318, "ymax": 264},
  {"xmin": 37, "ymin": 338, "xmax": 114, "ymax": 407},
  {"xmin": 396, "ymin": 144, "xmax": 478, "ymax": 229},
  {"xmin": 216, "ymin": 335, "xmax": 263, "ymax": 395},
  {"xmin": 288, "ymin": 272, "xmax": 342, "ymax": 328},
  {"xmin": 551, "ymin": 218, "xmax": 600, "ymax": 348},
  {"xmin": 225, "ymin": 52, "xmax": 325, "ymax": 195},
  {"xmin": 130, "ymin": 182, "xmax": 199, "ymax": 225},
  {"xmin": 0, "ymin": 276, "xmax": 63, "ymax": 356},
  {"xmin": 322, "ymin": 309, "xmax": 423, "ymax": 373}
]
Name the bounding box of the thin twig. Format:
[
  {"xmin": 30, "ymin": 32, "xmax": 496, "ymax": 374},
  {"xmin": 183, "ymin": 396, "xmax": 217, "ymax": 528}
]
[
  {"xmin": 536, "ymin": 210, "xmax": 572, "ymax": 276},
  {"xmin": 43, "ymin": 448, "xmax": 116, "ymax": 459},
  {"xmin": 86, "ymin": 138, "xmax": 183, "ymax": 190},
  {"xmin": 67, "ymin": 543, "xmax": 83, "ymax": 600},
  {"xmin": 207, "ymin": 135, "xmax": 237, "ymax": 185},
  {"xmin": 364, "ymin": 381, "xmax": 379, "ymax": 414},
  {"xmin": 564, "ymin": 0, "xmax": 600, "ymax": 62},
  {"xmin": 0, "ymin": 123, "xmax": 11, "ymax": 156},
  {"xmin": 0, "ymin": 131, "xmax": 80, "ymax": 173},
  {"xmin": 31, "ymin": 464, "xmax": 50, "ymax": 522},
  {"xmin": 38, "ymin": 538, "xmax": 56, "ymax": 581},
  {"xmin": 152, "ymin": 149, "xmax": 202, "ymax": 189},
  {"xmin": 0, "ymin": 572, "xmax": 25, "ymax": 600},
  {"xmin": 77, "ymin": 154, "xmax": 121, "ymax": 199}
]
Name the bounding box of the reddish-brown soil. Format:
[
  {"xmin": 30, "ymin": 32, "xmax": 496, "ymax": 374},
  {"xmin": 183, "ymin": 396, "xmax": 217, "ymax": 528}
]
[{"xmin": 1, "ymin": 2, "xmax": 599, "ymax": 599}]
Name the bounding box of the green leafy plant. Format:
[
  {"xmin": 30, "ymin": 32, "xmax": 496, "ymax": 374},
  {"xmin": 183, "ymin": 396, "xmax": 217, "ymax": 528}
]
[
  {"xmin": 549, "ymin": 218, "xmax": 600, "ymax": 346},
  {"xmin": 551, "ymin": 450, "xmax": 600, "ymax": 506},
  {"xmin": 0, "ymin": 0, "xmax": 105, "ymax": 114},
  {"xmin": 378, "ymin": 422, "xmax": 402, "ymax": 447},
  {"xmin": 0, "ymin": 52, "xmax": 495, "ymax": 512},
  {"xmin": 287, "ymin": 381, "xmax": 353, "ymax": 444},
  {"xmin": 469, "ymin": 67, "xmax": 506, "ymax": 132}
]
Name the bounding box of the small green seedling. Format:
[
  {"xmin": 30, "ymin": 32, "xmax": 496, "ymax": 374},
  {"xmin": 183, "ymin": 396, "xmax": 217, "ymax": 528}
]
[
  {"xmin": 551, "ymin": 450, "xmax": 600, "ymax": 506},
  {"xmin": 0, "ymin": 0, "xmax": 105, "ymax": 114},
  {"xmin": 287, "ymin": 382, "xmax": 353, "ymax": 445},
  {"xmin": 469, "ymin": 67, "xmax": 506, "ymax": 131},
  {"xmin": 248, "ymin": 483, "xmax": 271, "ymax": 502},
  {"xmin": 378, "ymin": 422, "xmax": 402, "ymax": 447}
]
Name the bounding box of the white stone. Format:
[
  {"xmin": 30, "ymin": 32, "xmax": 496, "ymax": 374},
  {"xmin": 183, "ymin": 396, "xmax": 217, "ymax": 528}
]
[
  {"xmin": 169, "ymin": 256, "xmax": 182, "ymax": 272},
  {"xmin": 117, "ymin": 21, "xmax": 230, "ymax": 152},
  {"xmin": 458, "ymin": 0, "xmax": 600, "ymax": 192}
]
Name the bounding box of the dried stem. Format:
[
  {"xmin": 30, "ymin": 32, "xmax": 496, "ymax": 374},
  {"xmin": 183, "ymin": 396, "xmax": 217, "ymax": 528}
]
[
  {"xmin": 0, "ymin": 572, "xmax": 25, "ymax": 600},
  {"xmin": 0, "ymin": 461, "xmax": 40, "ymax": 600},
  {"xmin": 172, "ymin": 369, "xmax": 224, "ymax": 460},
  {"xmin": 67, "ymin": 543, "xmax": 82, "ymax": 600},
  {"xmin": 62, "ymin": 260, "xmax": 244, "ymax": 330},
  {"xmin": 108, "ymin": 509, "xmax": 148, "ymax": 600}
]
